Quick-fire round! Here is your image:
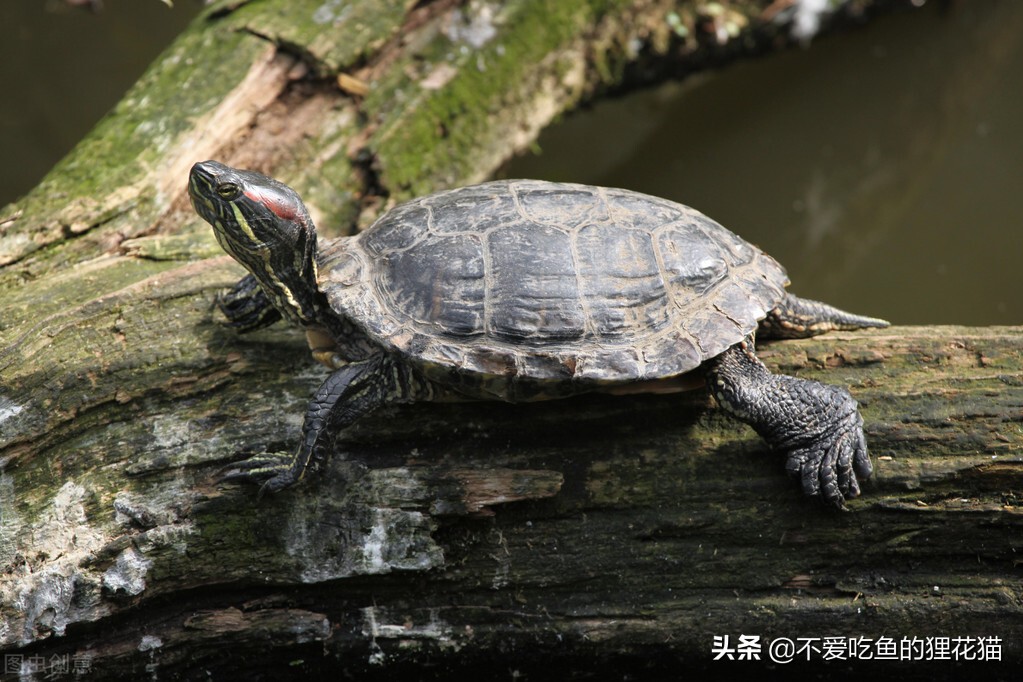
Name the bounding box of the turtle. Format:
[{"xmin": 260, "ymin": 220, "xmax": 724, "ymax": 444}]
[{"xmin": 188, "ymin": 160, "xmax": 888, "ymax": 508}]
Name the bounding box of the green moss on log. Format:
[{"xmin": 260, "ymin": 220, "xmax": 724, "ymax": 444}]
[
  {"xmin": 0, "ymin": 27, "xmax": 263, "ymax": 271},
  {"xmin": 366, "ymin": 0, "xmax": 637, "ymax": 195},
  {"xmin": 224, "ymin": 0, "xmax": 411, "ymax": 73}
]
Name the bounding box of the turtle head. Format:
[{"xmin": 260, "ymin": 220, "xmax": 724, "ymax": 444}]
[{"xmin": 189, "ymin": 160, "xmax": 319, "ymax": 326}]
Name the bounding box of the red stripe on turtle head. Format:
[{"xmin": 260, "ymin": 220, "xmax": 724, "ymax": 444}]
[{"xmin": 244, "ymin": 187, "xmax": 301, "ymax": 223}]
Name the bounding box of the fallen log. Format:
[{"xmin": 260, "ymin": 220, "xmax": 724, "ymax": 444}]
[{"xmin": 2, "ymin": 252, "xmax": 1020, "ymax": 675}]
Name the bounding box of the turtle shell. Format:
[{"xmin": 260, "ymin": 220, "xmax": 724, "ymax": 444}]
[{"xmin": 316, "ymin": 180, "xmax": 788, "ymax": 387}]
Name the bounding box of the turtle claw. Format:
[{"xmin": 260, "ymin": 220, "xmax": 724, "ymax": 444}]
[
  {"xmin": 709, "ymin": 343, "xmax": 874, "ymax": 508},
  {"xmin": 222, "ymin": 452, "xmax": 300, "ymax": 494},
  {"xmin": 781, "ymin": 387, "xmax": 872, "ymax": 509},
  {"xmin": 217, "ymin": 275, "xmax": 282, "ymax": 332}
]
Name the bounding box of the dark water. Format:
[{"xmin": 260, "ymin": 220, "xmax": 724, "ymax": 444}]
[
  {"xmin": 0, "ymin": 0, "xmax": 202, "ymax": 205},
  {"xmin": 3, "ymin": 2, "xmax": 1020, "ymax": 325},
  {"xmin": 503, "ymin": 2, "xmax": 1023, "ymax": 326}
]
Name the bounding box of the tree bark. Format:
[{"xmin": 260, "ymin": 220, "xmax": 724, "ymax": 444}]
[{"xmin": 3, "ymin": 0, "xmax": 1019, "ymax": 679}]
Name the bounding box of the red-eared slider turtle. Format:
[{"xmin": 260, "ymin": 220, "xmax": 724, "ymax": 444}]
[{"xmin": 189, "ymin": 161, "xmax": 888, "ymax": 507}]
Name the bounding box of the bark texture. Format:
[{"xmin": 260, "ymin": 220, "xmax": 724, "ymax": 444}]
[{"xmin": 3, "ymin": 0, "xmax": 1019, "ymax": 679}]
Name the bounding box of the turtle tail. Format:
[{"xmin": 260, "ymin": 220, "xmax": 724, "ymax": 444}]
[{"xmin": 759, "ymin": 292, "xmax": 889, "ymax": 340}]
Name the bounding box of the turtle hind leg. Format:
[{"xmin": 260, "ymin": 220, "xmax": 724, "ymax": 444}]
[
  {"xmin": 223, "ymin": 355, "xmax": 425, "ymax": 494},
  {"xmin": 707, "ymin": 338, "xmax": 873, "ymax": 508},
  {"xmin": 218, "ymin": 274, "xmax": 283, "ymax": 332},
  {"xmin": 759, "ymin": 292, "xmax": 888, "ymax": 340}
]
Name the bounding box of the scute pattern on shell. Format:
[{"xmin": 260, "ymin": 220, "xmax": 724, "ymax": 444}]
[{"xmin": 317, "ymin": 180, "xmax": 789, "ymax": 384}]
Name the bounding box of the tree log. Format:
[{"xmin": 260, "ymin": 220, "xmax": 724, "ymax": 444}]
[{"xmin": 4, "ymin": 0, "xmax": 1019, "ymax": 679}]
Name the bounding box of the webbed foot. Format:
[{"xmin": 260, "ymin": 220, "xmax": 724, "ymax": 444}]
[
  {"xmin": 709, "ymin": 339, "xmax": 874, "ymax": 508},
  {"xmin": 774, "ymin": 381, "xmax": 872, "ymax": 508},
  {"xmin": 222, "ymin": 452, "xmax": 301, "ymax": 495},
  {"xmin": 221, "ymin": 356, "xmax": 421, "ymax": 496},
  {"xmin": 218, "ymin": 275, "xmax": 282, "ymax": 332}
]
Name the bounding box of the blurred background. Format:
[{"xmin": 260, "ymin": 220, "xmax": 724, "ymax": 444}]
[
  {"xmin": 0, "ymin": 0, "xmax": 202, "ymax": 204},
  {"xmin": 2, "ymin": 0, "xmax": 1021, "ymax": 325}
]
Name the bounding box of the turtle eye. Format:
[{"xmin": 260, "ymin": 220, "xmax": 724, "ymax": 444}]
[{"xmin": 216, "ymin": 182, "xmax": 241, "ymax": 200}]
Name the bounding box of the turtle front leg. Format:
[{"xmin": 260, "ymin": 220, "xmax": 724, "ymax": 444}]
[
  {"xmin": 707, "ymin": 338, "xmax": 873, "ymax": 508},
  {"xmin": 218, "ymin": 274, "xmax": 283, "ymax": 332},
  {"xmin": 224, "ymin": 354, "xmax": 426, "ymax": 493}
]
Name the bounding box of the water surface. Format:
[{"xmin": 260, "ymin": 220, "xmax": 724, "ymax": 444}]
[
  {"xmin": 502, "ymin": 2, "xmax": 1023, "ymax": 325},
  {"xmin": 0, "ymin": 0, "xmax": 201, "ymax": 205}
]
